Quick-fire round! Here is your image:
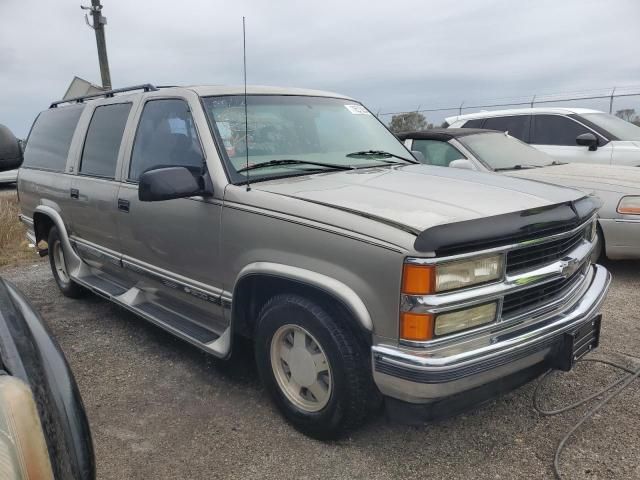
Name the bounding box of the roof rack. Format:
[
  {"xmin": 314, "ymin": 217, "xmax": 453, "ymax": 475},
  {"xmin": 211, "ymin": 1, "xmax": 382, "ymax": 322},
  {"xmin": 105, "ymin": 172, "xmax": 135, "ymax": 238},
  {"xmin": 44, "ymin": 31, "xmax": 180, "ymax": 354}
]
[{"xmin": 49, "ymin": 84, "xmax": 159, "ymax": 108}]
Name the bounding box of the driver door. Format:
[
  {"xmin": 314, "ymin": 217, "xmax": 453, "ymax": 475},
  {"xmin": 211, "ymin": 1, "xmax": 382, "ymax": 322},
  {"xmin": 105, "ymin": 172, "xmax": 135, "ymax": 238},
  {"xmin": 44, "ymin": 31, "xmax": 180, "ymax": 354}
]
[{"xmin": 115, "ymin": 96, "xmax": 226, "ymax": 335}]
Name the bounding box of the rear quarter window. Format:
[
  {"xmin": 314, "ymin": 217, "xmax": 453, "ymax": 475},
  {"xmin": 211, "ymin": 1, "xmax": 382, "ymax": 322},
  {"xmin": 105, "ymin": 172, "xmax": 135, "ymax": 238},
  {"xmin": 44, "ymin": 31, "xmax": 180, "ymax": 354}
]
[{"xmin": 23, "ymin": 105, "xmax": 84, "ymax": 171}]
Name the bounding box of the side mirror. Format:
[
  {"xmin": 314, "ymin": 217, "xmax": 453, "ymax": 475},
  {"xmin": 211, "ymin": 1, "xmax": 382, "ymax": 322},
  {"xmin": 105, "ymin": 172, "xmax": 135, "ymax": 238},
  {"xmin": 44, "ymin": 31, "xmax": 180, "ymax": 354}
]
[
  {"xmin": 411, "ymin": 150, "xmax": 426, "ymax": 163},
  {"xmin": 0, "ymin": 124, "xmax": 23, "ymax": 172},
  {"xmin": 449, "ymin": 159, "xmax": 475, "ymax": 170},
  {"xmin": 576, "ymin": 132, "xmax": 599, "ymax": 151},
  {"xmin": 139, "ymin": 167, "xmax": 211, "ymax": 202}
]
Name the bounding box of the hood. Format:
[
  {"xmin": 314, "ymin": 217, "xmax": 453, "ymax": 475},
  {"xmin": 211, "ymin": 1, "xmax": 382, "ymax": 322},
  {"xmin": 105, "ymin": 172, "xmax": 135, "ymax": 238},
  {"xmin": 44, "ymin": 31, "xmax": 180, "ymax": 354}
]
[
  {"xmin": 253, "ymin": 164, "xmax": 585, "ymax": 233},
  {"xmin": 504, "ymin": 163, "xmax": 640, "ymax": 195}
]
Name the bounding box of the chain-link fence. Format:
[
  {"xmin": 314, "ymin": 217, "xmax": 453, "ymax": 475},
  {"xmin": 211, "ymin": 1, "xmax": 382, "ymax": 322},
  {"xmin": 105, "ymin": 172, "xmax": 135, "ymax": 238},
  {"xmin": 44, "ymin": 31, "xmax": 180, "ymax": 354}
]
[{"xmin": 378, "ymin": 85, "xmax": 640, "ymax": 127}]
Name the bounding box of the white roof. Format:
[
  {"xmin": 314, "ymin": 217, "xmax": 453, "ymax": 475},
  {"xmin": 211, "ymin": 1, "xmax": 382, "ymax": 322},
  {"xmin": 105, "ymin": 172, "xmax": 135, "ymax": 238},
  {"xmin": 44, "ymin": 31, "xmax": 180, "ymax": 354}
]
[{"xmin": 446, "ymin": 107, "xmax": 603, "ymax": 124}]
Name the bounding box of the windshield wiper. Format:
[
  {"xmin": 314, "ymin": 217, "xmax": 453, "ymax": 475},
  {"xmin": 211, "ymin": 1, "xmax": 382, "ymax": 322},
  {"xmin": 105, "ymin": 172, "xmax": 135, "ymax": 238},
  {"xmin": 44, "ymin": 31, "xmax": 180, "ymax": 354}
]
[
  {"xmin": 346, "ymin": 150, "xmax": 417, "ymax": 164},
  {"xmin": 494, "ymin": 164, "xmax": 544, "ymax": 171},
  {"xmin": 236, "ymin": 159, "xmax": 353, "ymax": 173},
  {"xmin": 547, "ymin": 160, "xmax": 568, "ymax": 166}
]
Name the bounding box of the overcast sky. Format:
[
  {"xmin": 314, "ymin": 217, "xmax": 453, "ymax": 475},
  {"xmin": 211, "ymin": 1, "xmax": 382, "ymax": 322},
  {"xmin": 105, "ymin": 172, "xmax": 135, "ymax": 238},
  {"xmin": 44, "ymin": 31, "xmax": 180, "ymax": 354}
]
[{"xmin": 1, "ymin": 0, "xmax": 639, "ymax": 137}]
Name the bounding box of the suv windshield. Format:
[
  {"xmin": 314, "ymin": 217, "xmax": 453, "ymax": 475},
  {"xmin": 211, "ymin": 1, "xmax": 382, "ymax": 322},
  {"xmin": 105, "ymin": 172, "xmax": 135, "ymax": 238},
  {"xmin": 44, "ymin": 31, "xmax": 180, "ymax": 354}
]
[
  {"xmin": 202, "ymin": 95, "xmax": 414, "ymax": 182},
  {"xmin": 459, "ymin": 132, "xmax": 556, "ymax": 170},
  {"xmin": 580, "ymin": 112, "xmax": 640, "ymax": 141}
]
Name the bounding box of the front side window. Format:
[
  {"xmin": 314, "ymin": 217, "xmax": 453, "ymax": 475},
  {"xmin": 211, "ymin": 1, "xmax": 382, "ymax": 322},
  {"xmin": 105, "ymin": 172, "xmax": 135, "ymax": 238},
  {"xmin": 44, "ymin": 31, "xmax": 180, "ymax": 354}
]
[
  {"xmin": 202, "ymin": 95, "xmax": 413, "ymax": 183},
  {"xmin": 411, "ymin": 139, "xmax": 465, "ymax": 167},
  {"xmin": 23, "ymin": 105, "xmax": 84, "ymax": 171},
  {"xmin": 531, "ymin": 115, "xmax": 591, "ymax": 146},
  {"xmin": 129, "ymin": 99, "xmax": 204, "ymax": 181},
  {"xmin": 482, "ymin": 115, "xmax": 530, "ymax": 142},
  {"xmin": 80, "ymin": 103, "xmax": 132, "ymax": 178}
]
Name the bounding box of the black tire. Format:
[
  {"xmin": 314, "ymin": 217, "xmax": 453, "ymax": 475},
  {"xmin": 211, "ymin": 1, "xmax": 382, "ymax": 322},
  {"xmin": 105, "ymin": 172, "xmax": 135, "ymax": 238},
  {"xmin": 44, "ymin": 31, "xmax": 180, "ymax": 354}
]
[
  {"xmin": 254, "ymin": 294, "xmax": 372, "ymax": 439},
  {"xmin": 47, "ymin": 227, "xmax": 85, "ymax": 298}
]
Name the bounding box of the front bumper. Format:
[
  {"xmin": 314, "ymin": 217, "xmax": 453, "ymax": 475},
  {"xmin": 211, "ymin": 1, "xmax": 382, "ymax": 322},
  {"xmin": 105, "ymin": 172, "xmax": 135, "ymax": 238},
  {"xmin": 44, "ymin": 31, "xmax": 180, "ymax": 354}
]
[
  {"xmin": 372, "ymin": 264, "xmax": 611, "ymax": 405},
  {"xmin": 599, "ymin": 217, "xmax": 640, "ymax": 260}
]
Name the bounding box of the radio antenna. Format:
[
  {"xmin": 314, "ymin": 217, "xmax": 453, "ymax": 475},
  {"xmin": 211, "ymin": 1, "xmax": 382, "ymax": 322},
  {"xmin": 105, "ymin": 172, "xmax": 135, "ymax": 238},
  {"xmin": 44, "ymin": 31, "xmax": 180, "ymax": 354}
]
[{"xmin": 243, "ymin": 16, "xmax": 251, "ymax": 191}]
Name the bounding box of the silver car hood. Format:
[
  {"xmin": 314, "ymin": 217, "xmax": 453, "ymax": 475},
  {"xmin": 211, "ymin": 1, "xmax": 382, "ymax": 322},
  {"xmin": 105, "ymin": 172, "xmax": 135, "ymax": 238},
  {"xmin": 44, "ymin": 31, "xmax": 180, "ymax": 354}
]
[
  {"xmin": 505, "ymin": 163, "xmax": 640, "ymax": 195},
  {"xmin": 254, "ymin": 165, "xmax": 584, "ymax": 232}
]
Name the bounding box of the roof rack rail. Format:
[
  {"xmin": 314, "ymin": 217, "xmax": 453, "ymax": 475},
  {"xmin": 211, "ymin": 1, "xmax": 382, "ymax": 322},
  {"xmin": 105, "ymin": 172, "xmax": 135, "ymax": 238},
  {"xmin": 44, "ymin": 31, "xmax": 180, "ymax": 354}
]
[{"xmin": 49, "ymin": 84, "xmax": 159, "ymax": 108}]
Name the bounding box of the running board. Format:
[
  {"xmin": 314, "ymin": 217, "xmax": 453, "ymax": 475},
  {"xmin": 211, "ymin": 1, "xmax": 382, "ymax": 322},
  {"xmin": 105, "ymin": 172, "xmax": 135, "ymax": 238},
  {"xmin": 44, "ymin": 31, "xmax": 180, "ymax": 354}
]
[
  {"xmin": 71, "ymin": 272, "xmax": 230, "ymax": 357},
  {"xmin": 136, "ymin": 302, "xmax": 219, "ymax": 344}
]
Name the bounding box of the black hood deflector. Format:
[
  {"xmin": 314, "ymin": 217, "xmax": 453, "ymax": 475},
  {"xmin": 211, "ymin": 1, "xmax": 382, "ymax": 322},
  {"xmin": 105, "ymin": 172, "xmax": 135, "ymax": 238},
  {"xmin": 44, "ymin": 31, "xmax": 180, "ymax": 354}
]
[{"xmin": 414, "ymin": 196, "xmax": 601, "ymax": 256}]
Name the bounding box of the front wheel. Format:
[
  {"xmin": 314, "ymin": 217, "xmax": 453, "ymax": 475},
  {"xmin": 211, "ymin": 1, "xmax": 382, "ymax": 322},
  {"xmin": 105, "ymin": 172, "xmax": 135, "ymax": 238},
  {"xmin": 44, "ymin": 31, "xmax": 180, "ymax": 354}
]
[{"xmin": 254, "ymin": 294, "xmax": 372, "ymax": 439}]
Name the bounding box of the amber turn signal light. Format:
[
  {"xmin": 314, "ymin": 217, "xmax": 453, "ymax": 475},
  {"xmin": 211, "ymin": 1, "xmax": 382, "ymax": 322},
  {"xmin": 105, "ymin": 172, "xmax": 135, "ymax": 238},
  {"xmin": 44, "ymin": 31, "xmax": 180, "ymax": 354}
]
[
  {"xmin": 401, "ymin": 264, "xmax": 434, "ymax": 295},
  {"xmin": 400, "ymin": 312, "xmax": 434, "ymax": 341}
]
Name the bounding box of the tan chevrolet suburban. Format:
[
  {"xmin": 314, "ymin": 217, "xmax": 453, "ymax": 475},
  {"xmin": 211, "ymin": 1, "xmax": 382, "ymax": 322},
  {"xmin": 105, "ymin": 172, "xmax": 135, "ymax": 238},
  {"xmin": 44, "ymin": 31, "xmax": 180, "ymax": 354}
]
[{"xmin": 15, "ymin": 84, "xmax": 610, "ymax": 438}]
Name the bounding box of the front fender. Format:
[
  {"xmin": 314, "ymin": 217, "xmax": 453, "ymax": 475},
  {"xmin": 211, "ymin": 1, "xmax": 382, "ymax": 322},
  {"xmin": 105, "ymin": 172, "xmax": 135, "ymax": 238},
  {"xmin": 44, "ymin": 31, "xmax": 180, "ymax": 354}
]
[{"xmin": 234, "ymin": 262, "xmax": 373, "ymax": 331}]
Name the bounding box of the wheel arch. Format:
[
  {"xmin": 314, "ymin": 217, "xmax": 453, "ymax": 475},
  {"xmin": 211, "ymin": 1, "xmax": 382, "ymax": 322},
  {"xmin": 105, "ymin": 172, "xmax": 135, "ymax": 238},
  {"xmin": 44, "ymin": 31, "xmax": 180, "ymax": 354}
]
[
  {"xmin": 231, "ymin": 263, "xmax": 374, "ymax": 344},
  {"xmin": 32, "ymin": 206, "xmax": 83, "ymax": 273}
]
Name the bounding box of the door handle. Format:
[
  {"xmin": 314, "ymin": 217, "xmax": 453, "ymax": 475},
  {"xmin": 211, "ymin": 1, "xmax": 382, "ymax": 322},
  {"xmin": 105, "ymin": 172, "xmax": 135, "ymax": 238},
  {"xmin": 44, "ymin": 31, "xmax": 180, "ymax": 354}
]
[
  {"xmin": 117, "ymin": 198, "xmax": 130, "ymax": 213},
  {"xmin": 70, "ymin": 188, "xmax": 79, "ymax": 199}
]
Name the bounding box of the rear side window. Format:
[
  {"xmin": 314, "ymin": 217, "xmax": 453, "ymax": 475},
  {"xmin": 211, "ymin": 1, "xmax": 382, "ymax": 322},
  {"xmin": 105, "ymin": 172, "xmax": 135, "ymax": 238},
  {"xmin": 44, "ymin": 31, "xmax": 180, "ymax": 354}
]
[
  {"xmin": 80, "ymin": 103, "xmax": 132, "ymax": 178},
  {"xmin": 129, "ymin": 99, "xmax": 204, "ymax": 181},
  {"xmin": 531, "ymin": 115, "xmax": 591, "ymax": 146},
  {"xmin": 462, "ymin": 119, "xmax": 485, "ymax": 128},
  {"xmin": 482, "ymin": 115, "xmax": 530, "ymax": 142},
  {"xmin": 23, "ymin": 105, "xmax": 84, "ymax": 171},
  {"xmin": 411, "ymin": 139, "xmax": 465, "ymax": 167}
]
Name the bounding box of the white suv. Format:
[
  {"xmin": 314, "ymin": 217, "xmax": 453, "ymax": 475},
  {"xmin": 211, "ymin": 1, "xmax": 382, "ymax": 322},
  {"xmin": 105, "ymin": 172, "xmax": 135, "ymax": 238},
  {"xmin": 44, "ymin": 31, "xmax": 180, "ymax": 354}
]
[{"xmin": 446, "ymin": 108, "xmax": 640, "ymax": 167}]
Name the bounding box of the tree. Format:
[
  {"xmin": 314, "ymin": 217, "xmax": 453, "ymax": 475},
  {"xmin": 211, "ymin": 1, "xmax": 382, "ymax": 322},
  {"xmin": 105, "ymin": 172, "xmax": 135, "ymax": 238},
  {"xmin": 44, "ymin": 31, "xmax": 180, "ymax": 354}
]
[
  {"xmin": 389, "ymin": 112, "xmax": 428, "ymax": 133},
  {"xmin": 615, "ymin": 109, "xmax": 636, "ymax": 122}
]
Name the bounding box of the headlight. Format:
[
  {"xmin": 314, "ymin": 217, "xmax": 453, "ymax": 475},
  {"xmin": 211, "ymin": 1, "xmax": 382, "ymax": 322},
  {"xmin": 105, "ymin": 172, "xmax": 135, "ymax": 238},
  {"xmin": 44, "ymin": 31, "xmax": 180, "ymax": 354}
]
[
  {"xmin": 617, "ymin": 196, "xmax": 640, "ymax": 215},
  {"xmin": 399, "ymin": 302, "xmax": 498, "ymax": 341},
  {"xmin": 435, "ymin": 255, "xmax": 504, "ymax": 292},
  {"xmin": 402, "ymin": 254, "xmax": 504, "ymax": 296},
  {"xmin": 434, "ymin": 302, "xmax": 498, "ymax": 336}
]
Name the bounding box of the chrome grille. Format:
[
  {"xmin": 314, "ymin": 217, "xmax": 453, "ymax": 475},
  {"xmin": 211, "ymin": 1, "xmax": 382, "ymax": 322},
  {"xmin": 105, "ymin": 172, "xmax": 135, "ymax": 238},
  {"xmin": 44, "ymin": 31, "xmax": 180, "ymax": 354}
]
[
  {"xmin": 502, "ymin": 269, "xmax": 585, "ymax": 318},
  {"xmin": 506, "ymin": 226, "xmax": 587, "ymax": 274}
]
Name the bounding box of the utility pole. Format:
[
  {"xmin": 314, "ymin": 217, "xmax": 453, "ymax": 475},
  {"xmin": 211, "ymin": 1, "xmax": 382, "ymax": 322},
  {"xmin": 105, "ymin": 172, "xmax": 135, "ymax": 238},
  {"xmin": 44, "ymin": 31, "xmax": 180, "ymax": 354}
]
[{"xmin": 81, "ymin": 0, "xmax": 112, "ymax": 89}]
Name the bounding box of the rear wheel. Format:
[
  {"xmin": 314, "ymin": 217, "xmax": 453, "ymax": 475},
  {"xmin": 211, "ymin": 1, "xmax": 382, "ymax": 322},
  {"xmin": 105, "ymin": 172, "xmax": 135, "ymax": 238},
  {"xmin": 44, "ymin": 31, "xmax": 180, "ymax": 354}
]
[
  {"xmin": 48, "ymin": 227, "xmax": 84, "ymax": 298},
  {"xmin": 254, "ymin": 294, "xmax": 371, "ymax": 439}
]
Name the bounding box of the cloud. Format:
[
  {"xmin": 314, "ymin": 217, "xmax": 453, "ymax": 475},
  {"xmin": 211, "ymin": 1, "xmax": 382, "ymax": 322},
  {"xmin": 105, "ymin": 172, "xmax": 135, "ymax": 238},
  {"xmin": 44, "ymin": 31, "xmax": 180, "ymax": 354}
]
[{"xmin": 1, "ymin": 0, "xmax": 639, "ymax": 136}]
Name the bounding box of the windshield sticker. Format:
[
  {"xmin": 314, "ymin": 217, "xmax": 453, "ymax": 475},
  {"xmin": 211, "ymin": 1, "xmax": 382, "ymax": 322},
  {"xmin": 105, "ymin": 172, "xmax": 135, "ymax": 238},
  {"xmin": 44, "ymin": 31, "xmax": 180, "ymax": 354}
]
[{"xmin": 344, "ymin": 104, "xmax": 371, "ymax": 115}]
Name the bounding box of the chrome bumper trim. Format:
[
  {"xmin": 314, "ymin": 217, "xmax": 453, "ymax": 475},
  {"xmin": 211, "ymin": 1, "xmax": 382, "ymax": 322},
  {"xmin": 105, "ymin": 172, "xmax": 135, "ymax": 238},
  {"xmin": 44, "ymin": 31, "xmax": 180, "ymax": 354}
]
[{"xmin": 372, "ymin": 264, "xmax": 611, "ymax": 403}]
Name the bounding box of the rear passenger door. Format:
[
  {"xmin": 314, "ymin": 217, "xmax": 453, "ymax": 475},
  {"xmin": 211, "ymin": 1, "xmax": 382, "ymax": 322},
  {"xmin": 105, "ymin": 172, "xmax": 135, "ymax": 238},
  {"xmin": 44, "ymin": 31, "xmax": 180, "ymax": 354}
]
[
  {"xmin": 529, "ymin": 114, "xmax": 613, "ymax": 165},
  {"xmin": 67, "ymin": 101, "xmax": 133, "ymax": 272}
]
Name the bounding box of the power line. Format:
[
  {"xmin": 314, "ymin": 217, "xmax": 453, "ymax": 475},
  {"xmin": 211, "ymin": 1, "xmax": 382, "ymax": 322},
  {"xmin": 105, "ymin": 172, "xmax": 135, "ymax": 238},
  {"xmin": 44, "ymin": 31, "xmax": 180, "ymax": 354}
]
[{"xmin": 379, "ymin": 85, "xmax": 640, "ymax": 117}]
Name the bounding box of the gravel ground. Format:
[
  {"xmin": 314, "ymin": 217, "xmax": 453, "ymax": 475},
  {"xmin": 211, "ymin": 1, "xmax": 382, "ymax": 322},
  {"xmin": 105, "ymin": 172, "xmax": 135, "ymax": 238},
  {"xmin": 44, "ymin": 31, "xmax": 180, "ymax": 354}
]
[{"xmin": 1, "ymin": 259, "xmax": 639, "ymax": 480}]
